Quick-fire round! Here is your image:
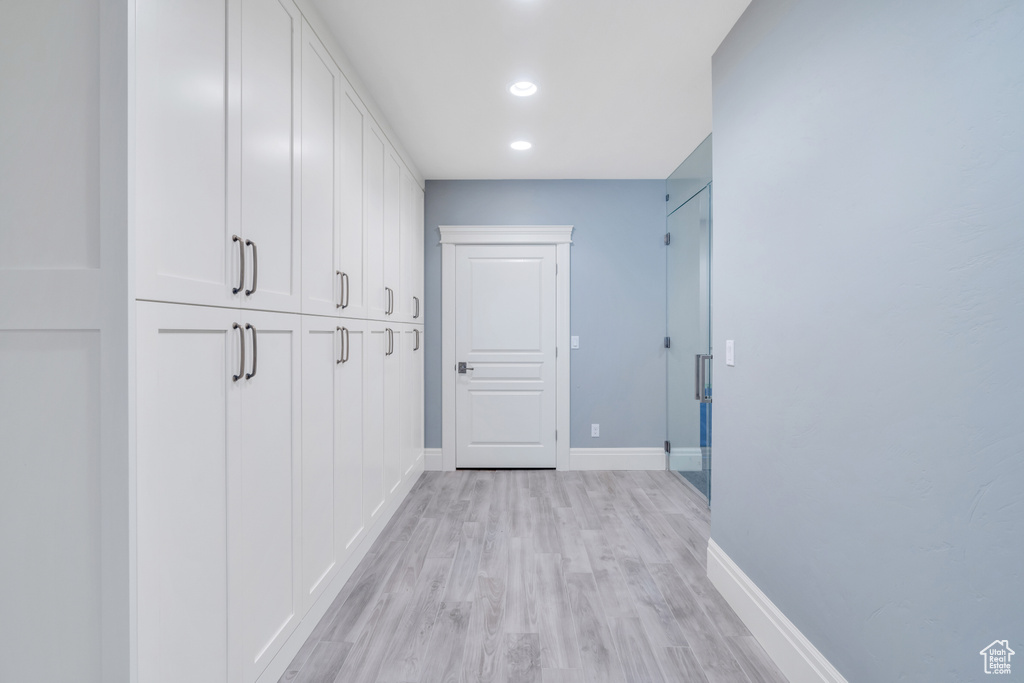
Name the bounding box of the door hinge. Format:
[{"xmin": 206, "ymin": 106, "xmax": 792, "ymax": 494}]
[
  {"xmin": 555, "ymin": 346, "xmax": 558, "ymax": 357},
  {"xmin": 666, "ymin": 193, "xmax": 670, "ymax": 202},
  {"xmin": 664, "ymin": 232, "xmax": 671, "ymax": 245},
  {"xmin": 555, "ymin": 264, "xmax": 558, "ymax": 274},
  {"xmin": 665, "ymin": 440, "xmax": 671, "ymax": 453},
  {"xmin": 664, "ymin": 336, "xmax": 671, "ymax": 348},
  {"xmin": 555, "ymin": 430, "xmax": 558, "ymax": 441}
]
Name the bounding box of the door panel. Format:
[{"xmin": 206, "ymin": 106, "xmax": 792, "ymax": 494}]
[
  {"xmin": 136, "ymin": 302, "xmax": 239, "ymax": 683},
  {"xmin": 455, "ymin": 245, "xmax": 556, "ymax": 468},
  {"xmin": 363, "ymin": 124, "xmax": 386, "ymax": 319},
  {"xmin": 336, "ymin": 322, "xmax": 365, "ymax": 551},
  {"xmin": 300, "ymin": 24, "xmax": 339, "ymax": 317},
  {"xmin": 135, "ymin": 0, "xmax": 235, "ymax": 307},
  {"xmin": 667, "ymin": 186, "xmax": 712, "ymax": 501},
  {"xmin": 337, "ymin": 88, "xmax": 365, "ymax": 318},
  {"xmin": 399, "ymin": 170, "xmax": 423, "ymax": 322},
  {"xmin": 362, "ymin": 326, "xmax": 386, "ymax": 521},
  {"xmin": 239, "ymin": 0, "xmax": 301, "ymax": 314},
  {"xmin": 382, "ymin": 152, "xmax": 401, "ymax": 320},
  {"xmin": 401, "ymin": 327, "xmax": 423, "ymax": 476},
  {"xmin": 383, "ymin": 325, "xmax": 401, "ymax": 494},
  {"xmin": 300, "ymin": 319, "xmax": 338, "ymax": 607},
  {"xmin": 238, "ymin": 310, "xmax": 301, "ymax": 680}
]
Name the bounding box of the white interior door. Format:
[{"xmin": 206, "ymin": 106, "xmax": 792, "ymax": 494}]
[{"xmin": 455, "ymin": 245, "xmax": 557, "ymax": 468}]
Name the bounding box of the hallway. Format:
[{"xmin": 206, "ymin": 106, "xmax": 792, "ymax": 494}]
[{"xmin": 280, "ymin": 470, "xmax": 788, "ymax": 683}]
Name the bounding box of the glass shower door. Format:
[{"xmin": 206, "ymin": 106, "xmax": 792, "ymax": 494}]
[{"xmin": 667, "ymin": 184, "xmax": 712, "ymax": 502}]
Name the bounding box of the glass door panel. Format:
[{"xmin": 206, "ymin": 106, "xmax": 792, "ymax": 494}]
[{"xmin": 667, "ymin": 184, "xmax": 712, "ymax": 502}]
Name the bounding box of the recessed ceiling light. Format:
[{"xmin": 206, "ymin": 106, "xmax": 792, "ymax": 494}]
[
  {"xmin": 510, "ymin": 140, "xmax": 532, "ymax": 151},
  {"xmin": 509, "ymin": 81, "xmax": 538, "ymax": 97}
]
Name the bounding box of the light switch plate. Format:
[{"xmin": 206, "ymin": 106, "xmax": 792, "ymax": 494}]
[
  {"xmin": 591, "ymin": 424, "xmax": 600, "ymax": 437},
  {"xmin": 725, "ymin": 340, "xmax": 735, "ymax": 366},
  {"xmin": 571, "ymin": 336, "xmax": 580, "ymax": 349}
]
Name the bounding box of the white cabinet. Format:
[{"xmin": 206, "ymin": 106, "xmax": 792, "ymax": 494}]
[
  {"xmin": 364, "ymin": 122, "xmax": 387, "ymax": 320},
  {"xmin": 130, "ymin": 2, "xmax": 424, "ymax": 682},
  {"xmin": 383, "ymin": 324, "xmax": 403, "ymax": 495},
  {"xmin": 383, "ymin": 150, "xmax": 402, "ymax": 322},
  {"xmin": 299, "ymin": 22, "xmax": 368, "ymax": 319},
  {"xmin": 237, "ymin": 309, "xmax": 302, "ymax": 681},
  {"xmin": 236, "ymin": 0, "xmax": 303, "ymax": 314},
  {"xmin": 136, "ymin": 302, "xmax": 301, "ymax": 683},
  {"xmin": 136, "ymin": 302, "xmax": 238, "ymax": 683},
  {"xmin": 337, "ymin": 84, "xmax": 367, "ymax": 318},
  {"xmin": 402, "ymin": 326, "xmax": 425, "ymax": 476},
  {"xmin": 362, "ymin": 325, "xmax": 387, "ymax": 521},
  {"xmin": 299, "ymin": 23, "xmax": 342, "ymax": 317},
  {"xmin": 300, "ymin": 317, "xmax": 366, "ymax": 610},
  {"xmin": 400, "ymin": 169, "xmax": 425, "ymax": 322},
  {"xmin": 135, "ymin": 0, "xmax": 235, "ymax": 308}
]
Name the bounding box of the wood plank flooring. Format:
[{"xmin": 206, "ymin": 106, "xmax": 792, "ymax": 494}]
[{"xmin": 279, "ymin": 470, "xmax": 788, "ymax": 683}]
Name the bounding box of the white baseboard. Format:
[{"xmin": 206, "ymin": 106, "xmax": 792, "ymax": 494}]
[
  {"xmin": 258, "ymin": 460, "xmax": 425, "ymax": 683},
  {"xmin": 707, "ymin": 539, "xmax": 848, "ymax": 683},
  {"xmin": 424, "ymin": 448, "xmax": 443, "ymax": 471},
  {"xmin": 568, "ymin": 447, "xmax": 665, "ymax": 471},
  {"xmin": 426, "ymin": 447, "xmax": 664, "ymax": 471},
  {"xmin": 667, "ymin": 446, "xmax": 702, "ymax": 472}
]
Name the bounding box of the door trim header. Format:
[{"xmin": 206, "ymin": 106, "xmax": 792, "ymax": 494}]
[
  {"xmin": 439, "ymin": 225, "xmax": 574, "ymax": 245},
  {"xmin": 440, "ymin": 225, "xmax": 572, "ymax": 471}
]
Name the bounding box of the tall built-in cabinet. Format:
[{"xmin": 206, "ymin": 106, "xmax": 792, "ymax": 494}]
[{"xmin": 132, "ymin": 2, "xmax": 425, "ymax": 683}]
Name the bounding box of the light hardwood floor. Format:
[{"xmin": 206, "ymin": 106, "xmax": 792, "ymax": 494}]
[{"xmin": 279, "ymin": 470, "xmax": 788, "ymax": 683}]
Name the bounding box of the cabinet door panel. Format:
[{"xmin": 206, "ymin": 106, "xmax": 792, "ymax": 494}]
[
  {"xmin": 337, "ymin": 322, "xmax": 366, "ymax": 552},
  {"xmin": 300, "ymin": 319, "xmax": 338, "ymax": 608},
  {"xmin": 136, "ymin": 0, "xmax": 235, "ymax": 307},
  {"xmin": 383, "ymin": 325, "xmax": 402, "ymax": 495},
  {"xmin": 239, "ymin": 310, "xmax": 301, "ymax": 681},
  {"xmin": 363, "ymin": 124, "xmax": 386, "ymax": 319},
  {"xmin": 239, "ymin": 0, "xmax": 301, "ymax": 314},
  {"xmin": 136, "ymin": 302, "xmax": 240, "ymax": 683},
  {"xmin": 337, "ymin": 88, "xmax": 365, "ymax": 318},
  {"xmin": 401, "ymin": 328, "xmax": 424, "ymax": 477},
  {"xmin": 382, "ymin": 151, "xmax": 401, "ymax": 321},
  {"xmin": 300, "ymin": 24, "xmax": 340, "ymax": 317},
  {"xmin": 363, "ymin": 326, "xmax": 386, "ymax": 521}
]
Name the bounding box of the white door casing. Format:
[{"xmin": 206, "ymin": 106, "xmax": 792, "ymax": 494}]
[{"xmin": 440, "ymin": 226, "xmax": 572, "ymax": 471}]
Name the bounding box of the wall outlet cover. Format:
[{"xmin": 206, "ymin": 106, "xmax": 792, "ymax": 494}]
[{"xmin": 591, "ymin": 424, "xmax": 600, "ymax": 437}]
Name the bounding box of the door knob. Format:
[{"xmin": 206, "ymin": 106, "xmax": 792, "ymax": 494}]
[{"xmin": 457, "ymin": 361, "xmax": 474, "ymax": 374}]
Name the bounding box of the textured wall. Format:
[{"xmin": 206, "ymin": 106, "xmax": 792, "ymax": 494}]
[
  {"xmin": 710, "ymin": 0, "xmax": 1024, "ymax": 680},
  {"xmin": 423, "ymin": 179, "xmax": 667, "ymax": 449}
]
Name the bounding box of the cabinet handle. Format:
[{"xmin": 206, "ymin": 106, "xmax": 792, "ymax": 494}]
[
  {"xmin": 244, "ymin": 239, "xmax": 258, "ymax": 296},
  {"xmin": 232, "ymin": 235, "xmax": 245, "ymax": 294},
  {"xmin": 385, "ymin": 328, "xmax": 393, "ymax": 356},
  {"xmin": 413, "ymin": 296, "xmax": 419, "ymax": 319},
  {"xmin": 245, "ymin": 323, "xmax": 258, "ymax": 379},
  {"xmin": 385, "ymin": 287, "xmax": 393, "ymax": 315},
  {"xmin": 337, "ymin": 271, "xmax": 349, "ymax": 309},
  {"xmin": 337, "ymin": 326, "xmax": 349, "ymax": 364},
  {"xmin": 232, "ymin": 322, "xmax": 245, "ymax": 382},
  {"xmin": 694, "ymin": 354, "xmax": 712, "ymax": 403},
  {"xmin": 414, "ymin": 328, "xmax": 420, "ymax": 351}
]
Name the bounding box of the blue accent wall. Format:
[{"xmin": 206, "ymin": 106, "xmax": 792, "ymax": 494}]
[
  {"xmin": 423, "ymin": 179, "xmax": 667, "ymax": 449},
  {"xmin": 711, "ymin": 0, "xmax": 1024, "ymax": 680}
]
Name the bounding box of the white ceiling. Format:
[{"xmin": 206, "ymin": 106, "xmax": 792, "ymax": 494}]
[{"xmin": 311, "ymin": 0, "xmax": 751, "ymax": 180}]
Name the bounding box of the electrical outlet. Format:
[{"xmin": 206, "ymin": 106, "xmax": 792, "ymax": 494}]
[{"xmin": 591, "ymin": 424, "xmax": 600, "ymax": 437}]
